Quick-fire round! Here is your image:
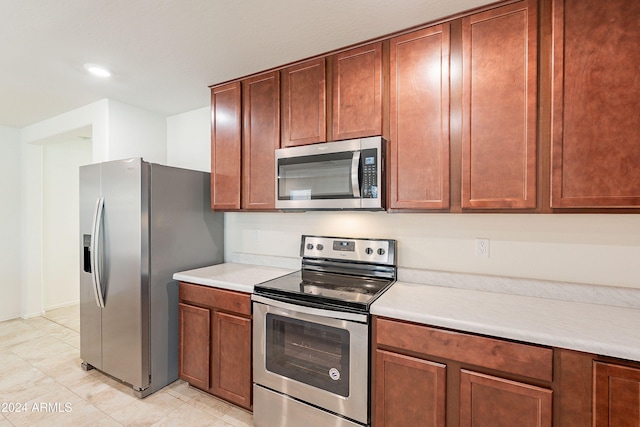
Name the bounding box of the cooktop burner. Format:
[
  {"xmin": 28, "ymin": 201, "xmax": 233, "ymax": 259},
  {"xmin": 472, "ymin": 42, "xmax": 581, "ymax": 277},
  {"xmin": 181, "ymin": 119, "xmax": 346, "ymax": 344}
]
[{"xmin": 253, "ymin": 235, "xmax": 397, "ymax": 313}]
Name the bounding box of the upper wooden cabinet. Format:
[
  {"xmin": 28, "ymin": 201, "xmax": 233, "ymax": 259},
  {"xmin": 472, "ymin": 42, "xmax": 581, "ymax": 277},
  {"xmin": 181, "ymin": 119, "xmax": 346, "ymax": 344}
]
[
  {"xmin": 551, "ymin": 0, "xmax": 640, "ymax": 208},
  {"xmin": 242, "ymin": 71, "xmax": 280, "ymax": 210},
  {"xmin": 389, "ymin": 24, "xmax": 450, "ymax": 210},
  {"xmin": 461, "ymin": 0, "xmax": 538, "ymax": 209},
  {"xmin": 281, "ymin": 58, "xmax": 326, "ymax": 147},
  {"xmin": 332, "ymin": 42, "xmax": 383, "ymax": 141},
  {"xmin": 209, "ymin": 0, "xmax": 640, "ymax": 213},
  {"xmin": 211, "ymin": 82, "xmax": 242, "ymax": 210}
]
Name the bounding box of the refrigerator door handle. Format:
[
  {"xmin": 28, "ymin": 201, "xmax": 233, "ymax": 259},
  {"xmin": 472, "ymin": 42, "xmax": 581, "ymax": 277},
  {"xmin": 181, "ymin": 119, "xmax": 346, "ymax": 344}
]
[{"xmin": 90, "ymin": 197, "xmax": 106, "ymax": 308}]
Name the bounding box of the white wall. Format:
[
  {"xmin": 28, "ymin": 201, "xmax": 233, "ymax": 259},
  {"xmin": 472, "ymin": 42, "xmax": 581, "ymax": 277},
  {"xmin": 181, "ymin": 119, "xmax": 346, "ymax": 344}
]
[
  {"xmin": 107, "ymin": 99, "xmax": 167, "ymax": 164},
  {"xmin": 21, "ymin": 99, "xmax": 108, "ymax": 163},
  {"xmin": 19, "ymin": 99, "xmax": 167, "ymax": 318},
  {"xmin": 167, "ymin": 107, "xmax": 211, "ymax": 172},
  {"xmin": 167, "ymin": 109, "xmax": 640, "ymax": 290},
  {"xmin": 20, "ymin": 142, "xmax": 44, "ymax": 318},
  {"xmin": 0, "ymin": 125, "xmax": 22, "ymax": 321},
  {"xmin": 20, "ymin": 101, "xmax": 106, "ymax": 318},
  {"xmin": 42, "ymin": 138, "xmax": 92, "ymax": 310}
]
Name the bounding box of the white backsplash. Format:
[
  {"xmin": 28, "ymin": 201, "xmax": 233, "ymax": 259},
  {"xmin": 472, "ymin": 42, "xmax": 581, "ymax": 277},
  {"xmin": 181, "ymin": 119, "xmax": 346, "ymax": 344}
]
[
  {"xmin": 224, "ymin": 211, "xmax": 640, "ymax": 290},
  {"xmin": 398, "ymin": 268, "xmax": 640, "ymax": 310}
]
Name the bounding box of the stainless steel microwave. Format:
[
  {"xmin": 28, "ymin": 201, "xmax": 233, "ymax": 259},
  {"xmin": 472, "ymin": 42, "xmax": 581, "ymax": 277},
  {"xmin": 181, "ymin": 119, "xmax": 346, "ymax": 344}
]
[{"xmin": 275, "ymin": 136, "xmax": 385, "ymax": 210}]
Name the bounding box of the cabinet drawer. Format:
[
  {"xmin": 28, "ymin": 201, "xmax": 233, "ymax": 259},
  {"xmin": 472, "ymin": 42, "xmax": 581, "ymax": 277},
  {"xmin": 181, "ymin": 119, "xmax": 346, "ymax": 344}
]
[
  {"xmin": 179, "ymin": 282, "xmax": 251, "ymax": 316},
  {"xmin": 375, "ymin": 317, "xmax": 553, "ymax": 381}
]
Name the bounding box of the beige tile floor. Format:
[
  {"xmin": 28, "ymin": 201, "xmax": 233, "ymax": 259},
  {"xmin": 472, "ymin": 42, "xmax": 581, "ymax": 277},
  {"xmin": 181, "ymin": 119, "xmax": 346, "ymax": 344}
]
[{"xmin": 0, "ymin": 305, "xmax": 253, "ymax": 427}]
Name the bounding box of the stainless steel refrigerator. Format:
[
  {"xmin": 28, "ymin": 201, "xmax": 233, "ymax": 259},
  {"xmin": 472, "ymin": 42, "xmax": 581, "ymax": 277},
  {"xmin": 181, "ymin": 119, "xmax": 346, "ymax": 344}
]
[{"xmin": 79, "ymin": 158, "xmax": 223, "ymax": 398}]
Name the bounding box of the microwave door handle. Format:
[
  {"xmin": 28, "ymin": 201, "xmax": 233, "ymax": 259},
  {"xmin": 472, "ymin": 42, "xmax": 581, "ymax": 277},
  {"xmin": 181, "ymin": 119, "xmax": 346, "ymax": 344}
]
[{"xmin": 351, "ymin": 151, "xmax": 361, "ymax": 198}]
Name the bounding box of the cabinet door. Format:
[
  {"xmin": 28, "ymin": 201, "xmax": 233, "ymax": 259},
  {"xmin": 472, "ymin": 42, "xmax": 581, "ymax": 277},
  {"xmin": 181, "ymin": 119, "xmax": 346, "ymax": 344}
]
[
  {"xmin": 460, "ymin": 370, "xmax": 552, "ymax": 427},
  {"xmin": 332, "ymin": 42, "xmax": 383, "ymax": 141},
  {"xmin": 594, "ymin": 361, "xmax": 640, "ymax": 426},
  {"xmin": 281, "ymin": 58, "xmax": 326, "ymax": 147},
  {"xmin": 389, "ymin": 24, "xmax": 450, "ymax": 210},
  {"xmin": 375, "ymin": 349, "xmax": 446, "ymax": 427},
  {"xmin": 551, "ymin": 0, "xmax": 640, "ymax": 208},
  {"xmin": 211, "ymin": 82, "xmax": 242, "ymax": 210},
  {"xmin": 242, "ymin": 71, "xmax": 280, "ymax": 210},
  {"xmin": 178, "ymin": 303, "xmax": 210, "ymax": 390},
  {"xmin": 461, "ymin": 0, "xmax": 537, "ymax": 209},
  {"xmin": 211, "ymin": 311, "xmax": 252, "ymax": 410}
]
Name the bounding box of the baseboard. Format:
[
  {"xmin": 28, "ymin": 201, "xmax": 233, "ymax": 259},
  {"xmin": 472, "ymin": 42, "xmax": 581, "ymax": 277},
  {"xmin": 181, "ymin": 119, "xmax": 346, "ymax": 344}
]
[{"xmin": 43, "ymin": 300, "xmax": 80, "ymax": 312}]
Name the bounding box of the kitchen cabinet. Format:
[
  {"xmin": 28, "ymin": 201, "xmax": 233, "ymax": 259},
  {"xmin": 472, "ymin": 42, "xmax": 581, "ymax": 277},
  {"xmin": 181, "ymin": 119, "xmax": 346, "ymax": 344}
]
[
  {"xmin": 178, "ymin": 302, "xmax": 210, "ymax": 390},
  {"xmin": 375, "ymin": 349, "xmax": 446, "ymax": 426},
  {"xmin": 178, "ymin": 282, "xmax": 252, "ymax": 410},
  {"xmin": 207, "ymin": 0, "xmax": 640, "ymax": 214},
  {"xmin": 461, "ymin": 0, "xmax": 538, "ymax": 209},
  {"xmin": 283, "ymin": 42, "xmax": 383, "ymax": 145},
  {"xmin": 210, "ymin": 82, "xmax": 242, "ymax": 210},
  {"xmin": 555, "ymin": 348, "xmax": 593, "ymax": 426},
  {"xmin": 459, "ymin": 370, "xmax": 552, "ymax": 427},
  {"xmin": 373, "ymin": 317, "xmax": 553, "ymax": 427},
  {"xmin": 332, "ymin": 42, "xmax": 383, "ymax": 141},
  {"xmin": 550, "ymin": 0, "xmax": 640, "ymax": 208},
  {"xmin": 211, "ymin": 310, "xmax": 252, "ymax": 408},
  {"xmin": 242, "ymin": 71, "xmax": 280, "ymax": 210},
  {"xmin": 281, "ymin": 58, "xmax": 326, "ymax": 147},
  {"xmin": 388, "ymin": 23, "xmax": 450, "ymax": 209},
  {"xmin": 594, "ymin": 361, "xmax": 640, "ymax": 426},
  {"xmin": 389, "ymin": 24, "xmax": 450, "ymax": 210}
]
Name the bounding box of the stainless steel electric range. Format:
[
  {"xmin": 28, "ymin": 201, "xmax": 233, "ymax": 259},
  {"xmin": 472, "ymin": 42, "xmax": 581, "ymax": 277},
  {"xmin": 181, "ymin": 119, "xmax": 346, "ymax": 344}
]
[{"xmin": 252, "ymin": 235, "xmax": 397, "ymax": 427}]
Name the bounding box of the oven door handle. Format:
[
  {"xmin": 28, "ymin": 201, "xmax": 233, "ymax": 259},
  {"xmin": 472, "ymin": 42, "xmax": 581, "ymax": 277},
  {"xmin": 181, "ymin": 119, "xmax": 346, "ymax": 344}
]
[{"xmin": 251, "ymin": 294, "xmax": 368, "ymax": 323}]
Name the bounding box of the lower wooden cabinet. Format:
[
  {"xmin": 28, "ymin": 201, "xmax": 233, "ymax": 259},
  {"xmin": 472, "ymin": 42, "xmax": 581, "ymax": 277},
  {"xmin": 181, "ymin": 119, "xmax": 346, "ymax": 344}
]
[
  {"xmin": 178, "ymin": 282, "xmax": 252, "ymax": 410},
  {"xmin": 373, "ymin": 317, "xmax": 553, "ymax": 427},
  {"xmin": 594, "ymin": 361, "xmax": 640, "ymax": 427},
  {"xmin": 459, "ymin": 370, "xmax": 552, "ymax": 427},
  {"xmin": 374, "ymin": 317, "xmax": 640, "ymax": 427},
  {"xmin": 178, "ymin": 303, "xmax": 210, "ymax": 390},
  {"xmin": 375, "ymin": 349, "xmax": 446, "ymax": 427},
  {"xmin": 211, "ymin": 311, "xmax": 252, "ymax": 408}
]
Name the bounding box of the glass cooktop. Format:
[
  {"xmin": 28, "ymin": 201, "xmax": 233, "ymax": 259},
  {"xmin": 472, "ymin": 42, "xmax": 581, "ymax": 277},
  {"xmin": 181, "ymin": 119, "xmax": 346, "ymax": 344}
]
[{"xmin": 253, "ymin": 269, "xmax": 395, "ymax": 313}]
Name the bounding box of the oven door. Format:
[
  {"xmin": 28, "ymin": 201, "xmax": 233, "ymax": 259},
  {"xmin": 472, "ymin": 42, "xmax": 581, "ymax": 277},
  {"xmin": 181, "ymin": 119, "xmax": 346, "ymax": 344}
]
[{"xmin": 252, "ymin": 295, "xmax": 369, "ymax": 424}]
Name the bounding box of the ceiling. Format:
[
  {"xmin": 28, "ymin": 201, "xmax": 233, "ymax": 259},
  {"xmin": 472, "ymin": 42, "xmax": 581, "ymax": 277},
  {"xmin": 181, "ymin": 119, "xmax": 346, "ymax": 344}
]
[{"xmin": 0, "ymin": 0, "xmax": 495, "ymax": 129}]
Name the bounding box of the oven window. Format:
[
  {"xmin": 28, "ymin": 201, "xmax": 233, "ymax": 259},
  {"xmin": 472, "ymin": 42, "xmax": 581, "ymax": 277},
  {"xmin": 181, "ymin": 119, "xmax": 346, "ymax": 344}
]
[{"xmin": 265, "ymin": 313, "xmax": 350, "ymax": 397}]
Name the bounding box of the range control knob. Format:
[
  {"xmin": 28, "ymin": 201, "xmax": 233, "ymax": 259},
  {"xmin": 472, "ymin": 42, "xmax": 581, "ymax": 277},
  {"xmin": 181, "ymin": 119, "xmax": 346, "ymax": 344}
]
[
  {"xmin": 306, "ymin": 243, "xmax": 314, "ymax": 250},
  {"xmin": 316, "ymin": 244, "xmax": 324, "ymax": 251},
  {"xmin": 365, "ymin": 247, "xmax": 374, "ymax": 255},
  {"xmin": 377, "ymin": 248, "xmax": 386, "ymax": 256}
]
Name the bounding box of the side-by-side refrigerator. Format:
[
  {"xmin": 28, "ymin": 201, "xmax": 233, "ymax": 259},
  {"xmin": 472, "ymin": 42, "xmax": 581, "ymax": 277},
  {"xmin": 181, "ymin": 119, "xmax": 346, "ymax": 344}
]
[{"xmin": 79, "ymin": 158, "xmax": 224, "ymax": 398}]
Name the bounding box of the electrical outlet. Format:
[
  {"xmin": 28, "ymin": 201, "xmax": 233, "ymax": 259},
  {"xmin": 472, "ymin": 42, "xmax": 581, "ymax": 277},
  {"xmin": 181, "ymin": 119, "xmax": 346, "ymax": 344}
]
[{"xmin": 476, "ymin": 238, "xmax": 490, "ymax": 258}]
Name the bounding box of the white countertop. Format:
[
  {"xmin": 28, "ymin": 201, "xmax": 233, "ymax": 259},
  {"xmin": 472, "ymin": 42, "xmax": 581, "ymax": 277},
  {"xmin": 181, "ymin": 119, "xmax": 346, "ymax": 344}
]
[
  {"xmin": 371, "ymin": 280, "xmax": 640, "ymax": 362},
  {"xmin": 173, "ymin": 263, "xmax": 296, "ymax": 293},
  {"xmin": 175, "ymin": 261, "xmax": 639, "ymax": 362}
]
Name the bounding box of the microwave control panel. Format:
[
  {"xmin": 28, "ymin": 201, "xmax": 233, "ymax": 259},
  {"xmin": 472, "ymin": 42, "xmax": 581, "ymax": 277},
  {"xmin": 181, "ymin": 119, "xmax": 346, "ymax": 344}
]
[{"xmin": 361, "ymin": 148, "xmax": 378, "ymax": 199}]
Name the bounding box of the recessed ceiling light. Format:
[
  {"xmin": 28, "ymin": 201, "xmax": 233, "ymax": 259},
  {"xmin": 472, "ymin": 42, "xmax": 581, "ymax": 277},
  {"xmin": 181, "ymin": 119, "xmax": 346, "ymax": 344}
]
[{"xmin": 83, "ymin": 63, "xmax": 112, "ymax": 78}]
